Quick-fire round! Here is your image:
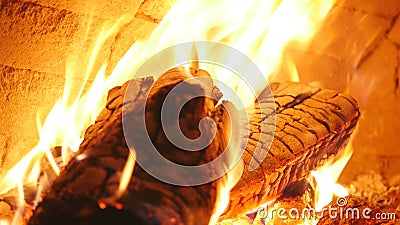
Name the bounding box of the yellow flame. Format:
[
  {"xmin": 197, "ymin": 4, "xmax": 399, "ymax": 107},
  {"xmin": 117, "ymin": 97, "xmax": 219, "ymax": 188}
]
[
  {"xmin": 0, "ymin": 0, "xmax": 337, "ymax": 223},
  {"xmin": 310, "ymin": 139, "xmax": 354, "ymax": 212},
  {"xmin": 117, "ymin": 149, "xmax": 137, "ymax": 197},
  {"xmin": 0, "ymin": 220, "xmax": 10, "ymax": 225},
  {"xmin": 0, "ymin": 16, "xmax": 132, "ymax": 225},
  {"xmin": 302, "ymin": 127, "xmax": 358, "ymax": 224}
]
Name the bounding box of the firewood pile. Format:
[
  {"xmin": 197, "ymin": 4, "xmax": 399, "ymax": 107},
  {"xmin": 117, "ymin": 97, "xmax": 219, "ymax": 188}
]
[{"xmin": 2, "ymin": 67, "xmax": 362, "ymax": 224}]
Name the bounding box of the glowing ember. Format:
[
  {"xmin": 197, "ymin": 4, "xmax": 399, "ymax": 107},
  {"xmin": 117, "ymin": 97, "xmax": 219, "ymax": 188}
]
[{"xmin": 0, "ymin": 0, "xmax": 338, "ymax": 224}]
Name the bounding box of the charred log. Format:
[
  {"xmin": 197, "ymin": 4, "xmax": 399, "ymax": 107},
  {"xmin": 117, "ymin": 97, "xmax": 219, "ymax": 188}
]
[
  {"xmin": 28, "ymin": 67, "xmax": 235, "ymax": 225},
  {"xmin": 28, "ymin": 68, "xmax": 360, "ymax": 224}
]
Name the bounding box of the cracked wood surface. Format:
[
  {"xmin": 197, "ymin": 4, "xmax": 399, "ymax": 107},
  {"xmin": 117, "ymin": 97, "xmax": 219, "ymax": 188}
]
[
  {"xmin": 220, "ymin": 82, "xmax": 360, "ymax": 220},
  {"xmin": 28, "ymin": 68, "xmax": 360, "ymax": 224}
]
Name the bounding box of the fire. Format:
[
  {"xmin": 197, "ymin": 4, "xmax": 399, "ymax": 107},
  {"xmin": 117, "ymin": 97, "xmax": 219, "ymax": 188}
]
[
  {"xmin": 218, "ymin": 141, "xmax": 354, "ymax": 225},
  {"xmin": 0, "ymin": 0, "xmax": 338, "ymax": 224},
  {"xmin": 297, "ymin": 129, "xmax": 357, "ymax": 225},
  {"xmin": 308, "ymin": 127, "xmax": 358, "ymax": 214},
  {"xmin": 310, "ymin": 145, "xmax": 352, "ymax": 212},
  {"xmin": 0, "ymin": 17, "xmax": 131, "ymax": 224}
]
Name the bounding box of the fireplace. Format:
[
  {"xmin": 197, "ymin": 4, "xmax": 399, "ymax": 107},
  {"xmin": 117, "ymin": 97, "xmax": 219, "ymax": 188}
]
[{"xmin": 0, "ymin": 0, "xmax": 399, "ymax": 224}]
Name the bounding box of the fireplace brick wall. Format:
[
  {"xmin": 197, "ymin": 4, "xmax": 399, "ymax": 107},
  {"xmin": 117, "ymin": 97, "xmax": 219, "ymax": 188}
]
[
  {"xmin": 0, "ymin": 0, "xmax": 174, "ymax": 175},
  {"xmin": 0, "ymin": 0, "xmax": 399, "ymax": 187},
  {"xmin": 297, "ymin": 0, "xmax": 400, "ymax": 186}
]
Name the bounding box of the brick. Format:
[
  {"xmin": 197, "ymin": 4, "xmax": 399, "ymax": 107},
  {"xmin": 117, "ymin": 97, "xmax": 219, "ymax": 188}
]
[
  {"xmin": 0, "ymin": 1, "xmax": 83, "ymax": 74},
  {"xmin": 341, "ymin": 39, "xmax": 400, "ymax": 182},
  {"xmin": 388, "ymin": 16, "xmax": 400, "ymax": 45},
  {"xmin": 0, "ymin": 65, "xmax": 64, "ymax": 172},
  {"xmin": 0, "ymin": 1, "xmax": 151, "ymax": 75},
  {"xmin": 137, "ymin": 0, "xmax": 176, "ymax": 21},
  {"xmin": 308, "ymin": 6, "xmax": 390, "ymax": 69},
  {"xmin": 0, "ymin": 0, "xmax": 160, "ymax": 77},
  {"xmin": 337, "ymin": 0, "xmax": 400, "ymax": 18},
  {"xmin": 287, "ymin": 49, "xmax": 352, "ymax": 92},
  {"xmin": 24, "ymin": 0, "xmax": 144, "ymax": 21}
]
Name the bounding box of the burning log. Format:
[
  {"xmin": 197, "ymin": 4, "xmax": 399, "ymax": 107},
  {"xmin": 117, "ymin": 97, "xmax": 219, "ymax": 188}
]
[
  {"xmin": 28, "ymin": 67, "xmax": 360, "ymax": 224},
  {"xmin": 28, "ymin": 67, "xmax": 235, "ymax": 225},
  {"xmin": 220, "ymin": 81, "xmax": 360, "ymax": 219}
]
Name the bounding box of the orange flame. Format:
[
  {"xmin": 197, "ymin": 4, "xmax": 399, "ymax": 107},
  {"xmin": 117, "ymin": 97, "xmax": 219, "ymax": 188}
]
[
  {"xmin": 308, "ymin": 126, "xmax": 358, "ymax": 212},
  {"xmin": 0, "ymin": 0, "xmax": 337, "ymax": 224},
  {"xmin": 297, "ymin": 127, "xmax": 358, "ymax": 225},
  {"xmin": 310, "ymin": 146, "xmax": 352, "ymax": 212}
]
